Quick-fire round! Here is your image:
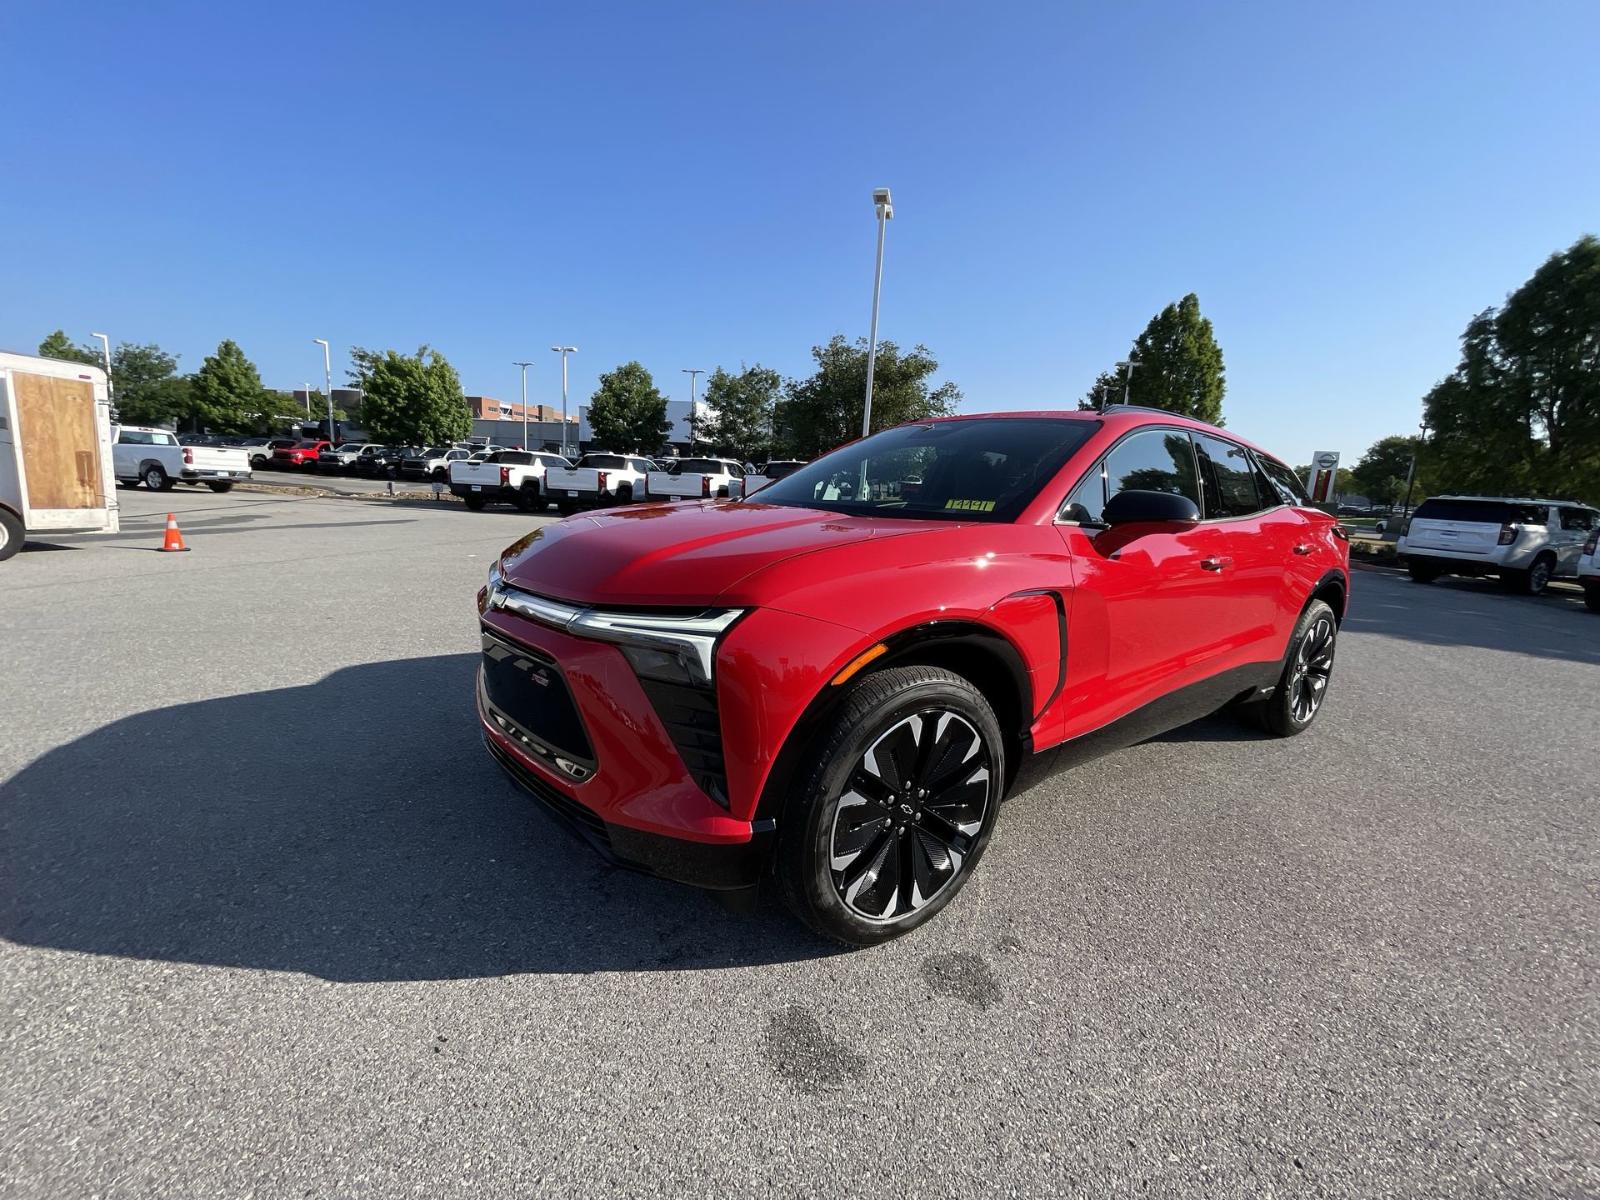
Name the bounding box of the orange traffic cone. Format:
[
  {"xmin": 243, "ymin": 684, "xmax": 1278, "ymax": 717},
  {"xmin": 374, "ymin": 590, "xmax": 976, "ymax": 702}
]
[{"xmin": 159, "ymin": 512, "xmax": 190, "ymax": 553}]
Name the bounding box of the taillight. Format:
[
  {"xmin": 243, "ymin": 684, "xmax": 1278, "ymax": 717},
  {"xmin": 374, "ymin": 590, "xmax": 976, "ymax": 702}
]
[
  {"xmin": 1498, "ymin": 523, "xmax": 1517, "ymax": 546},
  {"xmin": 499, "ymin": 466, "xmax": 510, "ymax": 486},
  {"xmin": 1585, "ymin": 529, "xmax": 1599, "ymax": 556},
  {"xmin": 182, "ymin": 447, "xmax": 193, "ymax": 464},
  {"xmin": 701, "ymin": 476, "xmax": 711, "ymax": 498},
  {"xmin": 597, "ymin": 470, "xmax": 609, "ymax": 490}
]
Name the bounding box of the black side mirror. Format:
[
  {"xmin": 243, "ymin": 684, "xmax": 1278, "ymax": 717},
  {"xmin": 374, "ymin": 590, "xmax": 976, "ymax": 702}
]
[{"xmin": 1102, "ymin": 489, "xmax": 1201, "ymax": 526}]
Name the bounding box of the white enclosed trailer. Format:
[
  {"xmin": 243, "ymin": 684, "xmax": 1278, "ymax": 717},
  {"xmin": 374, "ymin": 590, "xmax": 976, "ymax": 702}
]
[{"xmin": 0, "ymin": 350, "xmax": 119, "ymax": 561}]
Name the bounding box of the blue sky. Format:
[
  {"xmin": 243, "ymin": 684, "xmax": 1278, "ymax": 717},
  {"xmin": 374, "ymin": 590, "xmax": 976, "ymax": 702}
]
[{"xmin": 3, "ymin": 0, "xmax": 1597, "ymax": 464}]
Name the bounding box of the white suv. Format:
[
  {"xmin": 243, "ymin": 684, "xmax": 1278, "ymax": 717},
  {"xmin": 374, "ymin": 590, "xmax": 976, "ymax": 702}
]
[
  {"xmin": 1578, "ymin": 527, "xmax": 1600, "ymax": 612},
  {"xmin": 1398, "ymin": 496, "xmax": 1599, "ymax": 595}
]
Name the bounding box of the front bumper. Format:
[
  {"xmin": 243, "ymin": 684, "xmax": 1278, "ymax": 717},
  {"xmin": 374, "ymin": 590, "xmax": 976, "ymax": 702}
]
[{"xmin": 483, "ymin": 733, "xmax": 772, "ymax": 891}]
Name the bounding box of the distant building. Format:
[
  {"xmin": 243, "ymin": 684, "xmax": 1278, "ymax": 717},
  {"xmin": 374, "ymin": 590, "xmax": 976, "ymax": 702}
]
[{"xmin": 467, "ymin": 395, "xmax": 573, "ymax": 423}]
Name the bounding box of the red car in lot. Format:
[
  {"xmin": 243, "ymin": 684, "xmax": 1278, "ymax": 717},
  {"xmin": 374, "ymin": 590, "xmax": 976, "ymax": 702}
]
[
  {"xmin": 476, "ymin": 406, "xmax": 1349, "ymax": 944},
  {"xmin": 271, "ymin": 439, "xmax": 332, "ymax": 469}
]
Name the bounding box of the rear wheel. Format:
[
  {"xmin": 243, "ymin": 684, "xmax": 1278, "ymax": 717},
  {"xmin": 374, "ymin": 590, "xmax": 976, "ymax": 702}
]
[
  {"xmin": 1407, "ymin": 560, "xmax": 1440, "ymax": 583},
  {"xmin": 1585, "ymin": 583, "xmax": 1600, "ymax": 614},
  {"xmin": 462, "ymin": 494, "xmax": 487, "ymax": 511},
  {"xmin": 1251, "ymin": 599, "xmax": 1338, "ymax": 738},
  {"xmin": 205, "ymin": 480, "xmax": 234, "ymax": 493},
  {"xmin": 143, "ymin": 465, "xmax": 173, "ymax": 492},
  {"xmin": 0, "ymin": 507, "xmax": 23, "ymax": 561},
  {"xmin": 776, "ymin": 665, "xmax": 1004, "ymax": 946},
  {"xmin": 1509, "ymin": 554, "xmax": 1555, "ymax": 595},
  {"xmin": 557, "ymin": 500, "xmax": 577, "ymax": 516},
  {"xmin": 514, "ymin": 486, "xmax": 539, "ymax": 513}
]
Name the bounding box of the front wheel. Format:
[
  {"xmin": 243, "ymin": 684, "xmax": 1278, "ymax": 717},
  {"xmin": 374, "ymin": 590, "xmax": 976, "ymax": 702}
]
[
  {"xmin": 776, "ymin": 665, "xmax": 1004, "ymax": 946},
  {"xmin": 1251, "ymin": 599, "xmax": 1338, "ymax": 737},
  {"xmin": 205, "ymin": 480, "xmax": 234, "ymax": 493},
  {"xmin": 0, "ymin": 507, "xmax": 23, "ymax": 561},
  {"xmin": 1407, "ymin": 560, "xmax": 1440, "ymax": 583}
]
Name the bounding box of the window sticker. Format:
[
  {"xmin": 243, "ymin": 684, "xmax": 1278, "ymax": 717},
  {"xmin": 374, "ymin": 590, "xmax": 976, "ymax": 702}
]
[{"xmin": 944, "ymin": 499, "xmax": 996, "ymax": 512}]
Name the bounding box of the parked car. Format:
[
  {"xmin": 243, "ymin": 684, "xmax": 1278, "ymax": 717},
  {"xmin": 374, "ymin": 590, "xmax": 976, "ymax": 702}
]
[
  {"xmin": 1397, "ymin": 496, "xmax": 1599, "ymax": 594},
  {"xmin": 474, "ymin": 406, "xmax": 1349, "ymax": 944},
  {"xmin": 112, "ymin": 425, "xmax": 253, "ymax": 492},
  {"xmin": 643, "ymin": 456, "xmax": 745, "ymax": 501},
  {"xmin": 270, "ymin": 439, "xmax": 332, "ymax": 470},
  {"xmin": 1577, "ymin": 527, "xmax": 1600, "ymax": 612},
  {"xmin": 233, "ymin": 437, "xmax": 293, "ymax": 469},
  {"xmin": 355, "ymin": 446, "xmax": 409, "ymax": 477},
  {"xmin": 543, "ymin": 452, "xmax": 653, "ymax": 512},
  {"xmin": 738, "ymin": 459, "xmax": 808, "ymax": 498},
  {"xmin": 317, "ymin": 442, "xmax": 386, "ymax": 472},
  {"xmin": 401, "ymin": 447, "xmax": 472, "ymax": 481},
  {"xmin": 449, "ymin": 450, "xmax": 572, "ymax": 510}
]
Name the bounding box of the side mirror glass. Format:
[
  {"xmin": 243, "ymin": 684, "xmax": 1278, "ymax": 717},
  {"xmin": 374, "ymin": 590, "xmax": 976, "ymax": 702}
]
[{"xmin": 1102, "ymin": 489, "xmax": 1201, "ymax": 527}]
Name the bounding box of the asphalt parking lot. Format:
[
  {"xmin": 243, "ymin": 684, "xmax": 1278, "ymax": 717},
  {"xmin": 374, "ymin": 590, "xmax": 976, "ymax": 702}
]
[{"xmin": 3, "ymin": 488, "xmax": 1597, "ymax": 1198}]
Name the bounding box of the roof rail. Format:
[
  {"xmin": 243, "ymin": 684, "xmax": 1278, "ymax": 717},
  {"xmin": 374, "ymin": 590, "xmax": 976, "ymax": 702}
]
[{"xmin": 1098, "ymin": 402, "xmax": 1183, "ymax": 417}]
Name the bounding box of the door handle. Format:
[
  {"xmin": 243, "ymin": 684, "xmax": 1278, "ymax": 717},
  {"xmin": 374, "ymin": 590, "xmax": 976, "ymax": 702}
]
[
  {"xmin": 1292, "ymin": 544, "xmax": 1313, "ymax": 555},
  {"xmin": 1200, "ymin": 556, "xmax": 1231, "ymax": 571}
]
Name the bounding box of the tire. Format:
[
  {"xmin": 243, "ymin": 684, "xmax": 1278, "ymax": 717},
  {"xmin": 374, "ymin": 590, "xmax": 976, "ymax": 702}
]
[
  {"xmin": 463, "ymin": 494, "xmax": 487, "ymax": 511},
  {"xmin": 0, "ymin": 507, "xmax": 23, "ymax": 562},
  {"xmin": 616, "ymin": 483, "xmax": 634, "ymax": 504},
  {"xmin": 205, "ymin": 481, "xmax": 234, "ymax": 493},
  {"xmin": 1511, "ymin": 554, "xmax": 1555, "ymax": 596},
  {"xmin": 432, "ymin": 468, "xmax": 447, "ymax": 482},
  {"xmin": 1251, "ymin": 600, "xmax": 1338, "ymax": 738},
  {"xmin": 1585, "ymin": 583, "xmax": 1600, "ymax": 614},
  {"xmin": 513, "ymin": 487, "xmax": 539, "ymax": 513},
  {"xmin": 143, "ymin": 464, "xmax": 173, "ymax": 492},
  {"xmin": 775, "ymin": 665, "xmax": 1005, "ymax": 947},
  {"xmin": 557, "ymin": 500, "xmax": 577, "ymax": 516},
  {"xmin": 1407, "ymin": 560, "xmax": 1440, "ymax": 583}
]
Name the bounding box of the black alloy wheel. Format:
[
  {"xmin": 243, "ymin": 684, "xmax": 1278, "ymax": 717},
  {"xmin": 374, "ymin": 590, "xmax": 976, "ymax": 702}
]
[
  {"xmin": 777, "ymin": 664, "xmax": 1004, "ymax": 945},
  {"xmin": 1249, "ymin": 598, "xmax": 1338, "ymax": 737},
  {"xmin": 829, "ymin": 710, "xmax": 992, "ymax": 923}
]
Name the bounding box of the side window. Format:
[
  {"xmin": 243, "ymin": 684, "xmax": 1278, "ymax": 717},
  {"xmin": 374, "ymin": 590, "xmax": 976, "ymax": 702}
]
[
  {"xmin": 1060, "ymin": 429, "xmax": 1199, "ymax": 524},
  {"xmin": 1559, "ymin": 508, "xmax": 1596, "ymax": 532},
  {"xmin": 117, "ymin": 430, "xmax": 148, "ymax": 445},
  {"xmin": 1255, "ymin": 454, "xmax": 1310, "ymax": 507},
  {"xmin": 1194, "ymin": 434, "xmax": 1265, "ymax": 519}
]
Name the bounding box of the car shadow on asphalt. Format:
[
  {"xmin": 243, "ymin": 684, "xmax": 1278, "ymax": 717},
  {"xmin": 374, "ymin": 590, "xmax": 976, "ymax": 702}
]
[
  {"xmin": 0, "ymin": 654, "xmax": 840, "ymax": 981},
  {"xmin": 1342, "ymin": 574, "xmax": 1600, "ymax": 665}
]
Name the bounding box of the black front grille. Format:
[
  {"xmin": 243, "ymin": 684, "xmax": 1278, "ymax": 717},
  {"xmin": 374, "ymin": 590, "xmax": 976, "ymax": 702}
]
[
  {"xmin": 480, "ymin": 630, "xmax": 594, "ymax": 775},
  {"xmin": 635, "ymin": 676, "xmax": 729, "ymax": 807},
  {"xmin": 485, "ymin": 735, "xmax": 612, "ymax": 853}
]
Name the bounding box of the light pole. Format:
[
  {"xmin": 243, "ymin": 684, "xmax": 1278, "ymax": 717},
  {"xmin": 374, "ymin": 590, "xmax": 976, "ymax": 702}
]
[
  {"xmin": 1116, "ymin": 356, "xmax": 1140, "ymax": 406},
  {"xmin": 550, "ymin": 345, "xmax": 577, "ymax": 456},
  {"xmin": 513, "ymin": 360, "xmax": 534, "ymax": 449},
  {"xmin": 682, "ymin": 368, "xmax": 704, "ymax": 452},
  {"xmin": 90, "ymin": 332, "xmax": 113, "ymax": 407},
  {"xmin": 303, "ymin": 383, "xmax": 312, "ymax": 418},
  {"xmin": 312, "ymin": 339, "xmax": 334, "ymax": 441},
  {"xmin": 861, "ymin": 186, "xmax": 894, "ymax": 439}
]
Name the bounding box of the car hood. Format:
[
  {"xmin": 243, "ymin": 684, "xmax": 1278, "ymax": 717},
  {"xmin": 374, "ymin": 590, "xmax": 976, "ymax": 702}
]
[{"xmin": 499, "ymin": 501, "xmax": 948, "ymax": 607}]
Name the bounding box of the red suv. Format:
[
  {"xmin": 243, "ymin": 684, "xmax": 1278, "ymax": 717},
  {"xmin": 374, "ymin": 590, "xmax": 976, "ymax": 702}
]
[{"xmin": 476, "ymin": 407, "xmax": 1349, "ymax": 944}]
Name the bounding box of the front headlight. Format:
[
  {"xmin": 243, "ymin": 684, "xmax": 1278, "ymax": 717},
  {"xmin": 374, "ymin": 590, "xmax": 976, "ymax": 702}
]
[{"xmin": 483, "ymin": 574, "xmax": 742, "ymax": 687}]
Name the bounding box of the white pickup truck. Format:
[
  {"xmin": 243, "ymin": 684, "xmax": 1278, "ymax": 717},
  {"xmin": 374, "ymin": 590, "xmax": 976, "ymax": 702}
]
[
  {"xmin": 736, "ymin": 459, "xmax": 807, "ymax": 498},
  {"xmin": 543, "ymin": 452, "xmax": 653, "ymax": 513},
  {"xmin": 113, "ymin": 426, "xmax": 252, "ymax": 492},
  {"xmin": 644, "ymin": 456, "xmax": 745, "ymax": 502},
  {"xmin": 448, "ymin": 449, "xmax": 573, "ymax": 511},
  {"xmin": 401, "ymin": 446, "xmax": 473, "ymax": 481}
]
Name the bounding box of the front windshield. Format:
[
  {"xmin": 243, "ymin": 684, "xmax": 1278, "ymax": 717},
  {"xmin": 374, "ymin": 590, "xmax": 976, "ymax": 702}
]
[{"xmin": 752, "ymin": 417, "xmax": 1099, "ymax": 522}]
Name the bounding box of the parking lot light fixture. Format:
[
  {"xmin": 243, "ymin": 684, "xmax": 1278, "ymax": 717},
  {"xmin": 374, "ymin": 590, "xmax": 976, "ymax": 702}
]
[
  {"xmin": 1115, "ymin": 356, "xmax": 1139, "ymax": 406},
  {"xmin": 313, "ymin": 339, "xmax": 333, "ymax": 440},
  {"xmin": 862, "ymin": 187, "xmax": 894, "ymax": 439},
  {"xmin": 682, "ymin": 368, "xmax": 704, "ymax": 452},
  {"xmin": 513, "ymin": 360, "xmax": 534, "ymax": 450},
  {"xmin": 550, "ymin": 346, "xmax": 577, "ymax": 456}
]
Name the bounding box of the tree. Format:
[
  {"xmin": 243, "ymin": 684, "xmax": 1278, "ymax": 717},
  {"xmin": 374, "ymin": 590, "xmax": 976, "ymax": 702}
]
[
  {"xmin": 358, "ymin": 346, "xmax": 470, "ymax": 447},
  {"xmin": 38, "ymin": 330, "xmax": 100, "ymax": 367},
  {"xmin": 587, "ymin": 361, "xmax": 670, "ymax": 453},
  {"xmin": 1350, "ymin": 435, "xmax": 1421, "ymax": 508},
  {"xmin": 113, "ymin": 343, "xmax": 187, "ymax": 426},
  {"xmin": 1083, "ymin": 293, "xmax": 1226, "ymax": 423},
  {"xmin": 776, "ymin": 336, "xmax": 961, "ymax": 459},
  {"xmin": 700, "ymin": 364, "xmax": 781, "ymax": 460},
  {"xmin": 1424, "ymin": 237, "xmax": 1600, "ymax": 500},
  {"xmin": 189, "ymin": 340, "xmax": 266, "ymax": 434}
]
